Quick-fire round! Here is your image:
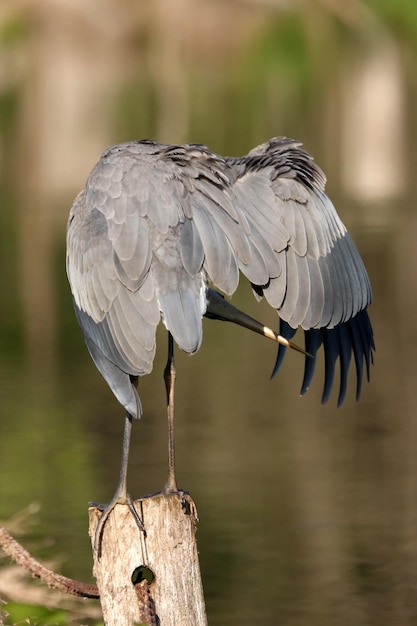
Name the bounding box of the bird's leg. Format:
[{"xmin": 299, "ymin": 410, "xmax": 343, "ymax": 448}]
[
  {"xmin": 163, "ymin": 332, "xmax": 178, "ymax": 493},
  {"xmin": 91, "ymin": 411, "xmax": 145, "ymax": 557},
  {"xmin": 161, "ymin": 333, "xmax": 199, "ymax": 520}
]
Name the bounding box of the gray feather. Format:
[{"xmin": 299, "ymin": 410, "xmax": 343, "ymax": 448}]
[
  {"xmin": 158, "ymin": 288, "xmax": 204, "ymax": 353},
  {"xmin": 67, "ymin": 136, "xmax": 374, "ymax": 413}
]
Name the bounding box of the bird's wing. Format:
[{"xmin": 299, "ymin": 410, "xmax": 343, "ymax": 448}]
[
  {"xmin": 88, "ymin": 141, "xmax": 260, "ymax": 354},
  {"xmin": 66, "ymin": 141, "xmax": 258, "ymax": 411},
  {"xmin": 66, "ymin": 184, "xmax": 160, "ymax": 417},
  {"xmin": 226, "ymin": 137, "xmax": 374, "ymax": 405},
  {"xmin": 67, "ymin": 138, "xmax": 374, "ymax": 411},
  {"xmin": 141, "ymin": 142, "xmax": 253, "ymax": 352}
]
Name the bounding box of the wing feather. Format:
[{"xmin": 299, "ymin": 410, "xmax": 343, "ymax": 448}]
[
  {"xmin": 67, "ymin": 137, "xmax": 374, "ymax": 412},
  {"xmin": 227, "ymin": 137, "xmax": 374, "ymax": 404},
  {"xmin": 179, "ymin": 218, "xmax": 204, "ymax": 276},
  {"xmin": 158, "ymin": 288, "xmax": 204, "ymax": 353}
]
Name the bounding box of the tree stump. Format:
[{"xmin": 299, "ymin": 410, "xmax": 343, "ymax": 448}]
[{"xmin": 89, "ymin": 491, "xmax": 207, "ymax": 626}]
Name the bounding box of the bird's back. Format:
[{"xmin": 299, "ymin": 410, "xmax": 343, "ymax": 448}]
[{"xmin": 67, "ymin": 137, "xmax": 374, "ymax": 414}]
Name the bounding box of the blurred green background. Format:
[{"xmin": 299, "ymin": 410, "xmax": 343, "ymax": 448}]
[{"xmin": 1, "ymin": 0, "xmax": 417, "ymax": 624}]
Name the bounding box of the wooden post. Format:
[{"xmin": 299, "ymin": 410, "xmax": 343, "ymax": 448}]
[{"xmin": 89, "ymin": 491, "xmax": 207, "ymax": 626}]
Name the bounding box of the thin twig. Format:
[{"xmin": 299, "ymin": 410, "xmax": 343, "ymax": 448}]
[
  {"xmin": 134, "ymin": 580, "xmax": 157, "ymax": 626},
  {"xmin": 0, "ymin": 526, "xmax": 99, "ymax": 599}
]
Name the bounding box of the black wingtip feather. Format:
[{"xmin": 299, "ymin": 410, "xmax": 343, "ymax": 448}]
[
  {"xmin": 271, "ymin": 309, "xmax": 375, "ymax": 406},
  {"xmin": 349, "ymin": 315, "xmax": 365, "ymax": 401},
  {"xmin": 270, "ymin": 320, "xmax": 297, "ymax": 379},
  {"xmin": 300, "ymin": 329, "xmax": 323, "ymax": 396},
  {"xmin": 321, "ymin": 330, "xmax": 339, "ymax": 405},
  {"xmin": 337, "ymin": 324, "xmax": 353, "ymax": 407}
]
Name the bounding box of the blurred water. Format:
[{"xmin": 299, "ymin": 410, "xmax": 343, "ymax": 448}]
[
  {"xmin": 2, "ymin": 208, "xmax": 416, "ymax": 625},
  {"xmin": 1, "ymin": 3, "xmax": 417, "ymax": 624}
]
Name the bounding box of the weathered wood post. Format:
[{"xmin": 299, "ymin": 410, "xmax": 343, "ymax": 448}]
[{"xmin": 89, "ymin": 491, "xmax": 207, "ymax": 626}]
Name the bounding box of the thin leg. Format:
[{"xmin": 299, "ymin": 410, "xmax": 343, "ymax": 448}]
[
  {"xmin": 163, "ymin": 332, "xmax": 178, "ymax": 492},
  {"xmin": 91, "ymin": 411, "xmax": 145, "ymax": 557},
  {"xmin": 115, "ymin": 410, "xmax": 133, "ymax": 499}
]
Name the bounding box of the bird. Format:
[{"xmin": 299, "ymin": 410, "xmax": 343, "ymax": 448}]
[{"xmin": 66, "ymin": 136, "xmax": 374, "ymax": 550}]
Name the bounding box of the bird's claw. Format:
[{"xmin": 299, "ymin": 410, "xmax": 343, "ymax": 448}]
[
  {"xmin": 160, "ymin": 485, "xmax": 199, "ymax": 522},
  {"xmin": 180, "ymin": 490, "xmax": 199, "ymax": 521},
  {"xmin": 90, "ymin": 494, "xmax": 145, "ymax": 559}
]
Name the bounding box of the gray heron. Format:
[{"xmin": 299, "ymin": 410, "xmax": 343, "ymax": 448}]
[{"xmin": 66, "ymin": 136, "xmax": 374, "ymax": 550}]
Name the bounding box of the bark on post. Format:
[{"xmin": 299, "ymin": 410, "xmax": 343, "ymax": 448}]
[{"xmin": 89, "ymin": 491, "xmax": 207, "ymax": 626}]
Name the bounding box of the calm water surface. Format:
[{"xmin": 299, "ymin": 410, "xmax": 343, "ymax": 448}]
[
  {"xmin": 1, "ymin": 203, "xmax": 416, "ymax": 625},
  {"xmin": 1, "ymin": 6, "xmax": 416, "ymax": 620}
]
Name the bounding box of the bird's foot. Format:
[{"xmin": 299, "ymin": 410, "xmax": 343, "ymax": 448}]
[
  {"xmin": 89, "ymin": 493, "xmax": 145, "ymax": 558},
  {"xmin": 179, "ymin": 490, "xmax": 199, "ymax": 521},
  {"xmin": 161, "ymin": 483, "xmax": 199, "ymax": 522}
]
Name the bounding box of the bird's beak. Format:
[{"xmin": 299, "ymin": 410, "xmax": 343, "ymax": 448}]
[
  {"xmin": 261, "ymin": 325, "xmax": 311, "ymax": 356},
  {"xmin": 204, "ymin": 288, "xmax": 311, "ymax": 357}
]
